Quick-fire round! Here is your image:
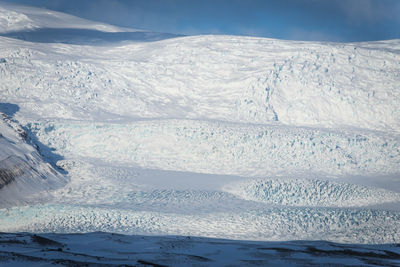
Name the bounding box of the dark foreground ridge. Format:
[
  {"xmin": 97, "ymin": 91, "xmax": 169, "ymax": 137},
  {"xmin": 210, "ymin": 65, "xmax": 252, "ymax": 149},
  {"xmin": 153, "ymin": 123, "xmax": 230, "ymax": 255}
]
[{"xmin": 0, "ymin": 232, "xmax": 399, "ymax": 266}]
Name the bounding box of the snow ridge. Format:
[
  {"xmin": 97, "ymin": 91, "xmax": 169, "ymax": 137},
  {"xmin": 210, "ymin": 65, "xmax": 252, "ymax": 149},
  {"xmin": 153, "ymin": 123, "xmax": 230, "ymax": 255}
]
[{"xmin": 27, "ymin": 120, "xmax": 400, "ymax": 177}]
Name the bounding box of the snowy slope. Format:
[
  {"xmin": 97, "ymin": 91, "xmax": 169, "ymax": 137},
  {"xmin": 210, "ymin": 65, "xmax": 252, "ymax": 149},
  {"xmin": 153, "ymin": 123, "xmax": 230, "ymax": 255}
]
[
  {"xmin": 0, "ymin": 112, "xmax": 66, "ymax": 206},
  {"xmin": 0, "ymin": 1, "xmax": 400, "ymax": 251}
]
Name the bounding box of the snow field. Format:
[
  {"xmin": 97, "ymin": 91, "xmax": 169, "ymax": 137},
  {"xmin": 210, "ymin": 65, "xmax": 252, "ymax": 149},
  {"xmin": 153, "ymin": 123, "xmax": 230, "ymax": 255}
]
[{"xmin": 1, "ymin": 2, "xmax": 400, "ymax": 247}]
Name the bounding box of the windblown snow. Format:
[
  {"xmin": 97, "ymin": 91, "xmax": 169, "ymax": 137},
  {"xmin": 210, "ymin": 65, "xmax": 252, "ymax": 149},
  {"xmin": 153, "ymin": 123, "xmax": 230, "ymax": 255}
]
[{"xmin": 0, "ymin": 1, "xmax": 400, "ymax": 249}]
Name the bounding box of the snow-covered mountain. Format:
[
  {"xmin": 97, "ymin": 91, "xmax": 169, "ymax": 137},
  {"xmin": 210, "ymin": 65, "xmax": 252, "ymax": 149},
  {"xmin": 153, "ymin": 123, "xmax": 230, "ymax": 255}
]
[{"xmin": 0, "ymin": 2, "xmax": 399, "ymax": 263}]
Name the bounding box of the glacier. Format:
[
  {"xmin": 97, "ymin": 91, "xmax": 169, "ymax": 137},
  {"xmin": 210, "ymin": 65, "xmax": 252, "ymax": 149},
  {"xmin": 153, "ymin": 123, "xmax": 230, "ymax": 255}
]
[{"xmin": 0, "ymin": 2, "xmax": 399, "ymax": 266}]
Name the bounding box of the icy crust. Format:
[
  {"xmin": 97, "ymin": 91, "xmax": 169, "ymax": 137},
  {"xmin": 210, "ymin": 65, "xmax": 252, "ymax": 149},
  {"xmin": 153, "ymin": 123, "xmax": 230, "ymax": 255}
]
[
  {"xmin": 28, "ymin": 120, "xmax": 400, "ymax": 177},
  {"xmin": 223, "ymin": 178, "xmax": 400, "ymax": 208},
  {"xmin": 0, "ymin": 35, "xmax": 399, "ymax": 132},
  {"xmin": 0, "ymin": 204, "xmax": 399, "ymax": 244}
]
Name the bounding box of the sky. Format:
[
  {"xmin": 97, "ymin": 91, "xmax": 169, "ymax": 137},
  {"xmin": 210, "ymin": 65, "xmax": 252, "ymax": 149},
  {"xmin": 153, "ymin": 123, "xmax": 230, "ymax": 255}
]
[{"xmin": 3, "ymin": 0, "xmax": 400, "ymax": 42}]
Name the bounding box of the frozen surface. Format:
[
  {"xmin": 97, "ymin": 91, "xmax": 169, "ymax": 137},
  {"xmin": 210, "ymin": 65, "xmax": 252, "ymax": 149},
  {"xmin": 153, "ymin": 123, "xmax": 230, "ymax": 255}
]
[{"xmin": 0, "ymin": 3, "xmax": 399, "ymax": 264}]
